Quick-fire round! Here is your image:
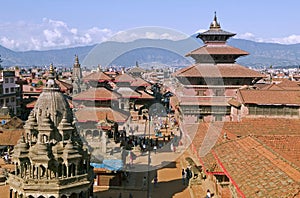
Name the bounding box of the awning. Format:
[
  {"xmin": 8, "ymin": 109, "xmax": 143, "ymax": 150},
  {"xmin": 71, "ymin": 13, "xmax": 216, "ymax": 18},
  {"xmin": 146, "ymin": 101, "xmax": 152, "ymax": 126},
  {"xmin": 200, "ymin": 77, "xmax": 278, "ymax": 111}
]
[{"xmin": 91, "ymin": 159, "xmax": 123, "ymax": 171}]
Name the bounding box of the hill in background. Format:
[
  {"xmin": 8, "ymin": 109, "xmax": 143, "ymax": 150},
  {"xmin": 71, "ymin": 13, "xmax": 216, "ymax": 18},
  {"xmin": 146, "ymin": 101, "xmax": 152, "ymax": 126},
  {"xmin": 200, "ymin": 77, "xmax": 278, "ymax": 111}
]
[{"xmin": 0, "ymin": 38, "xmax": 300, "ymax": 68}]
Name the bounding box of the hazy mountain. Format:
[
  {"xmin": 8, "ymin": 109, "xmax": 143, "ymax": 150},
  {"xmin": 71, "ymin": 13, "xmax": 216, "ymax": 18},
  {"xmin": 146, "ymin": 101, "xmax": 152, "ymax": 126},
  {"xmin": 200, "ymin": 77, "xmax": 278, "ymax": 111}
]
[
  {"xmin": 0, "ymin": 45, "xmax": 95, "ymax": 67},
  {"xmin": 228, "ymin": 39, "xmax": 300, "ymax": 68},
  {"xmin": 0, "ymin": 37, "xmax": 300, "ymax": 68}
]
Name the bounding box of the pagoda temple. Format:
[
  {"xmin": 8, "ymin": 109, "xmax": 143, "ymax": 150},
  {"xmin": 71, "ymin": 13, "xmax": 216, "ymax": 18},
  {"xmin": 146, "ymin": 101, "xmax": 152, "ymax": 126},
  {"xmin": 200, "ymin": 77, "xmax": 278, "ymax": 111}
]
[
  {"xmin": 7, "ymin": 64, "xmax": 94, "ymax": 198},
  {"xmin": 173, "ymin": 13, "xmax": 264, "ymax": 123}
]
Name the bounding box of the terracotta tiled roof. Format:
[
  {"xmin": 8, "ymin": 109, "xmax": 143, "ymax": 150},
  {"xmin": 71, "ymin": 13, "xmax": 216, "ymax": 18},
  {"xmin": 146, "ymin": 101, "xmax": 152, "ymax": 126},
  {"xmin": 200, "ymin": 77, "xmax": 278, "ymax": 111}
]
[
  {"xmin": 277, "ymin": 79, "xmax": 300, "ymax": 90},
  {"xmin": 115, "ymin": 87, "xmax": 141, "ymax": 98},
  {"xmin": 130, "ymin": 77, "xmax": 150, "ymax": 87},
  {"xmin": 174, "ymin": 64, "xmax": 264, "ymax": 78},
  {"xmin": 75, "ymin": 107, "xmax": 129, "ymax": 123},
  {"xmin": 186, "ymin": 44, "xmax": 249, "ymax": 56},
  {"xmin": 56, "ymin": 79, "xmax": 72, "ymax": 92},
  {"xmin": 256, "ymin": 135, "xmax": 300, "ymax": 168},
  {"xmin": 222, "ymin": 118, "xmax": 300, "ymax": 136},
  {"xmin": 73, "ymin": 87, "xmax": 120, "ymax": 101},
  {"xmin": 83, "ymin": 72, "xmax": 112, "ymax": 82},
  {"xmin": 227, "ymin": 98, "xmax": 241, "ymax": 108},
  {"xmin": 207, "ymin": 136, "xmax": 300, "ymax": 197},
  {"xmin": 183, "ymin": 123, "xmax": 236, "ymax": 158},
  {"xmin": 260, "ymin": 83, "xmax": 285, "ymax": 90},
  {"xmin": 114, "ymin": 73, "xmax": 136, "ymax": 83},
  {"xmin": 238, "ymin": 89, "xmax": 300, "ymax": 105},
  {"xmin": 128, "ymin": 66, "xmax": 146, "ymax": 74},
  {"xmin": 1, "ymin": 117, "xmax": 24, "ymax": 129},
  {"xmin": 0, "ymin": 129, "xmax": 24, "ymax": 146}
]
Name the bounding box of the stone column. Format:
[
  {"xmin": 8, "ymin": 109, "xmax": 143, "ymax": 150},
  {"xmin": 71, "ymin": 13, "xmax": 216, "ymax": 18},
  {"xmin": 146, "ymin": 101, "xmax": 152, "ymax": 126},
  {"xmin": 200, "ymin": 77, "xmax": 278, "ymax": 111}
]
[
  {"xmin": 36, "ymin": 166, "xmax": 39, "ymax": 179},
  {"xmin": 66, "ymin": 165, "xmax": 69, "ymax": 177}
]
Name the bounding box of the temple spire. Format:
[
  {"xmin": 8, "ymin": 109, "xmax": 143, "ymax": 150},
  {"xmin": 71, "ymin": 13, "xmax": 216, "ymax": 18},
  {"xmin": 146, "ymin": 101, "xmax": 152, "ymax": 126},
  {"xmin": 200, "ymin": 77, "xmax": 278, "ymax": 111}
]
[
  {"xmin": 46, "ymin": 63, "xmax": 59, "ymax": 89},
  {"xmin": 74, "ymin": 55, "xmax": 80, "ymax": 68},
  {"xmin": 210, "ymin": 11, "xmax": 221, "ymax": 29}
]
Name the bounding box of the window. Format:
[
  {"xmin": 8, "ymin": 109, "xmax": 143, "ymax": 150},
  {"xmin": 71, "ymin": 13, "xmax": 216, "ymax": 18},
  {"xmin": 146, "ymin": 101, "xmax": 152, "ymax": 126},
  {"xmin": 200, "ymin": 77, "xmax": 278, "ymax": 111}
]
[
  {"xmin": 5, "ymin": 88, "xmax": 9, "ymax": 94},
  {"xmin": 215, "ymin": 115, "xmax": 223, "ymax": 121},
  {"xmin": 197, "ymin": 90, "xmax": 205, "ymax": 96},
  {"xmin": 6, "ymin": 98, "xmax": 9, "ymax": 103},
  {"xmin": 10, "ymin": 87, "xmax": 14, "ymax": 93},
  {"xmin": 215, "ymin": 89, "xmax": 224, "ymax": 96},
  {"xmin": 11, "ymin": 97, "xmax": 15, "ymax": 102},
  {"xmin": 4, "ymin": 78, "xmax": 8, "ymax": 83},
  {"xmin": 10, "ymin": 78, "xmax": 14, "ymax": 83}
]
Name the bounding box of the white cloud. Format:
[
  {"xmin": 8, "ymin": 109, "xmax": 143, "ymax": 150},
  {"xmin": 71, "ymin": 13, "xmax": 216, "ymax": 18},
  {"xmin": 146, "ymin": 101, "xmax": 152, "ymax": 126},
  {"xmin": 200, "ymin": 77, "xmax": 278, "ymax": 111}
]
[
  {"xmin": 0, "ymin": 18, "xmax": 114, "ymax": 51},
  {"xmin": 236, "ymin": 32, "xmax": 257, "ymax": 40},
  {"xmin": 1, "ymin": 36, "xmax": 19, "ymax": 49},
  {"xmin": 110, "ymin": 27, "xmax": 188, "ymax": 42},
  {"xmin": 236, "ymin": 32, "xmax": 300, "ymax": 44},
  {"xmin": 269, "ymin": 34, "xmax": 300, "ymax": 44}
]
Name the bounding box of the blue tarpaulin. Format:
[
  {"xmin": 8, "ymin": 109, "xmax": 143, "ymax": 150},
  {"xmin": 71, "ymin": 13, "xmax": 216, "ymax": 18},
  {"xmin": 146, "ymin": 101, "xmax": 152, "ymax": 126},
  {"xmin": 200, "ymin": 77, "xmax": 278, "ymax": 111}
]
[{"xmin": 91, "ymin": 159, "xmax": 123, "ymax": 171}]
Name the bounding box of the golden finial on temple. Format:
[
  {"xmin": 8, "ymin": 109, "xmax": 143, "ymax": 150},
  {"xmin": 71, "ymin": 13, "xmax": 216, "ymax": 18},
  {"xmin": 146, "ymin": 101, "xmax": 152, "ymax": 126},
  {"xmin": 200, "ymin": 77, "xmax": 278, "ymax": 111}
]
[
  {"xmin": 49, "ymin": 63, "xmax": 54, "ymax": 73},
  {"xmin": 210, "ymin": 11, "xmax": 221, "ymax": 29}
]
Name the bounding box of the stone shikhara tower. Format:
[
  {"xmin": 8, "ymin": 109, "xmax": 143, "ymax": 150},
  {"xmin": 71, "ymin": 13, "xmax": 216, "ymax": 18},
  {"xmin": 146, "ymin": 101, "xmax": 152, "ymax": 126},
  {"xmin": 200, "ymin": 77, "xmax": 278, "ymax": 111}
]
[{"xmin": 7, "ymin": 64, "xmax": 94, "ymax": 198}]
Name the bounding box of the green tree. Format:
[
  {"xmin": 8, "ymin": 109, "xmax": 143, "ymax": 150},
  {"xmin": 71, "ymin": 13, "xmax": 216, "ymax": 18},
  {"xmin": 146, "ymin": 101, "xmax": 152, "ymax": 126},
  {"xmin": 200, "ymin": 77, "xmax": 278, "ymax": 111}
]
[{"xmin": 37, "ymin": 80, "xmax": 44, "ymax": 86}]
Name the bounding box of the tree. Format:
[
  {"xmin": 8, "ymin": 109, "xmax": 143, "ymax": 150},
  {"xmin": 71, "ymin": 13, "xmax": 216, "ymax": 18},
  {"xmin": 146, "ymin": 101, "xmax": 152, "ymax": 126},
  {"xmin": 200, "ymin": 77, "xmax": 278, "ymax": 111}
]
[{"xmin": 37, "ymin": 80, "xmax": 44, "ymax": 86}]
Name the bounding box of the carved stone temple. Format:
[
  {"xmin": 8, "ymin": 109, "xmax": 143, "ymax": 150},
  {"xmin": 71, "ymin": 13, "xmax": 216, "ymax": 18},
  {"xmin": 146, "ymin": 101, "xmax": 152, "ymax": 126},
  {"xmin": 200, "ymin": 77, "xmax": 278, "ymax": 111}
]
[{"xmin": 7, "ymin": 64, "xmax": 94, "ymax": 198}]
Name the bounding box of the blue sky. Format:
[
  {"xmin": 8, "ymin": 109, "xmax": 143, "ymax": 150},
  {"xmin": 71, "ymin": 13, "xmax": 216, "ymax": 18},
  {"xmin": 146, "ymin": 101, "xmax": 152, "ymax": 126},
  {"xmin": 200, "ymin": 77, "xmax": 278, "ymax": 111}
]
[{"xmin": 0, "ymin": 0, "xmax": 299, "ymax": 51}]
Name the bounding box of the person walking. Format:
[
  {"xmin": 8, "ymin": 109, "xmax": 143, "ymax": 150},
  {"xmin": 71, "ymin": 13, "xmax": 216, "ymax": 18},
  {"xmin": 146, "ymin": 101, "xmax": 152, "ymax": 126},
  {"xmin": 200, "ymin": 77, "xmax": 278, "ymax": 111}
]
[
  {"xmin": 142, "ymin": 176, "xmax": 147, "ymax": 189},
  {"xmin": 153, "ymin": 145, "xmax": 157, "ymax": 154},
  {"xmin": 153, "ymin": 174, "xmax": 158, "ymax": 187},
  {"xmin": 206, "ymin": 189, "xmax": 211, "ymax": 198},
  {"xmin": 181, "ymin": 169, "xmax": 186, "ymax": 185},
  {"xmin": 185, "ymin": 167, "xmax": 191, "ymax": 186}
]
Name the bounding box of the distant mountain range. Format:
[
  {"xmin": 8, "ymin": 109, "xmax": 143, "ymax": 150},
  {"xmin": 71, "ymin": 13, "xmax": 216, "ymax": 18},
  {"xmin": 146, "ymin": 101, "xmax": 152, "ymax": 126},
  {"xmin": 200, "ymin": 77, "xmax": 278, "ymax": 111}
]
[{"xmin": 1, "ymin": 37, "xmax": 300, "ymax": 68}]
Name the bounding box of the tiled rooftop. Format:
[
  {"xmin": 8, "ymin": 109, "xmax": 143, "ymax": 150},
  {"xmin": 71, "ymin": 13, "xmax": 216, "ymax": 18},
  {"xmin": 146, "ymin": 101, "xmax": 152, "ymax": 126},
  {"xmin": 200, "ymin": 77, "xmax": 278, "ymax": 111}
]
[
  {"xmin": 83, "ymin": 71, "xmax": 112, "ymax": 82},
  {"xmin": 114, "ymin": 73, "xmax": 136, "ymax": 83},
  {"xmin": 130, "ymin": 77, "xmax": 150, "ymax": 87},
  {"xmin": 238, "ymin": 89, "xmax": 300, "ymax": 105},
  {"xmin": 75, "ymin": 107, "xmax": 129, "ymax": 123},
  {"xmin": 0, "ymin": 129, "xmax": 24, "ymax": 146},
  {"xmin": 186, "ymin": 44, "xmax": 249, "ymax": 56},
  {"xmin": 209, "ymin": 136, "xmax": 300, "ymax": 197},
  {"xmin": 174, "ymin": 64, "xmax": 264, "ymax": 78},
  {"xmin": 256, "ymin": 135, "xmax": 300, "ymax": 168},
  {"xmin": 222, "ymin": 118, "xmax": 300, "ymax": 136},
  {"xmin": 115, "ymin": 87, "xmax": 141, "ymax": 98},
  {"xmin": 73, "ymin": 87, "xmax": 120, "ymax": 101}
]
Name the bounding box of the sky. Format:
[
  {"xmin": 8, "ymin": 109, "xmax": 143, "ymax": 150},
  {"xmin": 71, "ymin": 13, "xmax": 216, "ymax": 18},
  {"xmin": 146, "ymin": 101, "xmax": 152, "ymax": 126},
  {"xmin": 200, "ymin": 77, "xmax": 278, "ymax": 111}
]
[{"xmin": 0, "ymin": 0, "xmax": 299, "ymax": 51}]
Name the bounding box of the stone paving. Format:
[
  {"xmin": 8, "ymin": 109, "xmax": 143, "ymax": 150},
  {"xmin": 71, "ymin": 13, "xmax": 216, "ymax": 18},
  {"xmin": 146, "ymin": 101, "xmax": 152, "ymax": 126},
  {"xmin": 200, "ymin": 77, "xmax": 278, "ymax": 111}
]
[{"xmin": 93, "ymin": 147, "xmax": 213, "ymax": 198}]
